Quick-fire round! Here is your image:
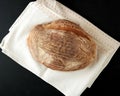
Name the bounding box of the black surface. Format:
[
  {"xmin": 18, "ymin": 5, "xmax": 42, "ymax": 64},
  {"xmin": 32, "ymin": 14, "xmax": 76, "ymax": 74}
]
[{"xmin": 0, "ymin": 0, "xmax": 120, "ymax": 96}]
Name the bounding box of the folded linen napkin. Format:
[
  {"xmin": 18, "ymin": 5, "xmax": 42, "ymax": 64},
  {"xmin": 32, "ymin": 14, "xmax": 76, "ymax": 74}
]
[{"xmin": 0, "ymin": 0, "xmax": 119, "ymax": 96}]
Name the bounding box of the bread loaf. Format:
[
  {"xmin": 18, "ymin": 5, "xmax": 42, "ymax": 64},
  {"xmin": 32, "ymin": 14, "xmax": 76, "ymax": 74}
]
[{"xmin": 27, "ymin": 19, "xmax": 97, "ymax": 71}]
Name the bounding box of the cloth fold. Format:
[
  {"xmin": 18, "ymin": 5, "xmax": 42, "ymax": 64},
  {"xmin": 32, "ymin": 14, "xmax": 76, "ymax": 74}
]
[{"xmin": 0, "ymin": 1, "xmax": 119, "ymax": 96}]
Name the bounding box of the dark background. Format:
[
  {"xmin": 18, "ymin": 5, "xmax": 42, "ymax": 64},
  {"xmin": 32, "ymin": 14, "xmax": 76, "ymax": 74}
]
[{"xmin": 0, "ymin": 0, "xmax": 120, "ymax": 96}]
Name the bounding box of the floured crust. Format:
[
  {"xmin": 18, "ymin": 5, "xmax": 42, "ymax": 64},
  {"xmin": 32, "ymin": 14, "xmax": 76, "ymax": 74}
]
[{"xmin": 27, "ymin": 19, "xmax": 97, "ymax": 71}]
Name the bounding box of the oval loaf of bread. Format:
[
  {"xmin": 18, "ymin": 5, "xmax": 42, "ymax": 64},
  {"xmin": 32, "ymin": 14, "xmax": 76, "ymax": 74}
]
[{"xmin": 27, "ymin": 19, "xmax": 97, "ymax": 71}]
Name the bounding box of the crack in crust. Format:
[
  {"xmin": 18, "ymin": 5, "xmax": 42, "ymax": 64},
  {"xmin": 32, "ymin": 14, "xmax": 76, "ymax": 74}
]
[{"xmin": 27, "ymin": 19, "xmax": 97, "ymax": 71}]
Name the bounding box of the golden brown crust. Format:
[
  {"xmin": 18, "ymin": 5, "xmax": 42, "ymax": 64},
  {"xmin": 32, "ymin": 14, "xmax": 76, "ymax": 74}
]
[{"xmin": 27, "ymin": 19, "xmax": 97, "ymax": 71}]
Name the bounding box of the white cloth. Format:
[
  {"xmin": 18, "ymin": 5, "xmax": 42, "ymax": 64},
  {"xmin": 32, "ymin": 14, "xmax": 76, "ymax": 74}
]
[{"xmin": 0, "ymin": 0, "xmax": 120, "ymax": 96}]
